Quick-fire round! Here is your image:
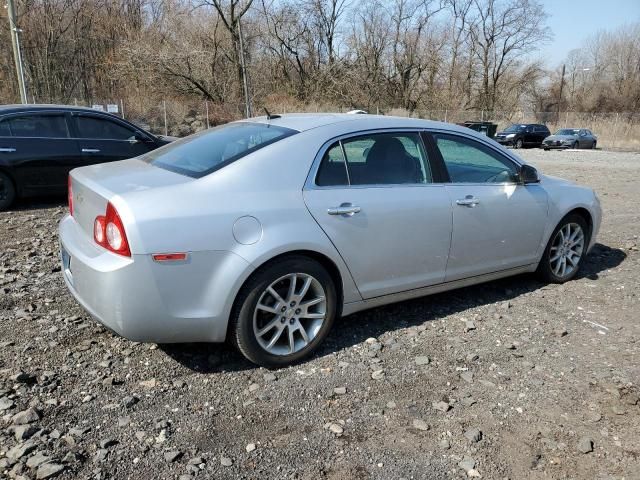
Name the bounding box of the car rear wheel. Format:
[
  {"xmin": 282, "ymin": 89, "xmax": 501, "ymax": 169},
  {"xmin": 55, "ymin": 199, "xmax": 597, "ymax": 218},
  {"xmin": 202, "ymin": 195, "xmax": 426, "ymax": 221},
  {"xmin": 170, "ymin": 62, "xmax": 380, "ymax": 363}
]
[
  {"xmin": 537, "ymin": 214, "xmax": 588, "ymax": 283},
  {"xmin": 229, "ymin": 256, "xmax": 338, "ymax": 368},
  {"xmin": 515, "ymin": 138, "xmax": 523, "ymax": 149},
  {"xmin": 0, "ymin": 172, "xmax": 16, "ymax": 211},
  {"xmin": 592, "ymin": 141, "xmax": 597, "ymax": 149}
]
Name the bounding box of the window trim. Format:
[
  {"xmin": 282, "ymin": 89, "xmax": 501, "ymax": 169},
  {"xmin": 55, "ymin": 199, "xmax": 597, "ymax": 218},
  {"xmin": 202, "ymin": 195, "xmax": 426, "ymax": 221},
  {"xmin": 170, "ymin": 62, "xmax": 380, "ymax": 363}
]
[
  {"xmin": 307, "ymin": 128, "xmax": 442, "ymax": 190},
  {"xmin": 0, "ymin": 111, "xmax": 71, "ymax": 139},
  {"xmin": 426, "ymin": 131, "xmax": 523, "ymax": 186}
]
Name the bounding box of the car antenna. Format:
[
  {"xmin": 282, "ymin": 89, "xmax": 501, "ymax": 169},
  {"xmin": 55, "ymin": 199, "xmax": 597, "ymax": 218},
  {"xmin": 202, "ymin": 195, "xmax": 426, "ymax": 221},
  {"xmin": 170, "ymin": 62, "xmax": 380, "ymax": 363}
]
[{"xmin": 264, "ymin": 107, "xmax": 281, "ymax": 120}]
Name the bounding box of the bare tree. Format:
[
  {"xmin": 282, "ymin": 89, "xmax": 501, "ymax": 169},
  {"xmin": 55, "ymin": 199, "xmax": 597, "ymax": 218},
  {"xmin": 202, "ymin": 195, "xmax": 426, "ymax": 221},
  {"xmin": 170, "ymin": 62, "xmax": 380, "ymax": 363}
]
[{"xmin": 468, "ymin": 0, "xmax": 550, "ymax": 111}]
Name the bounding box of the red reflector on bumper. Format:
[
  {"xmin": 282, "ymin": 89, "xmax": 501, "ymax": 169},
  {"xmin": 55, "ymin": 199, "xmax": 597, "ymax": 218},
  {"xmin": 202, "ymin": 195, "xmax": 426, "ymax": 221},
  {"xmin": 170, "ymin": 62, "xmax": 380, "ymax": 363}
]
[{"xmin": 152, "ymin": 253, "xmax": 188, "ymax": 262}]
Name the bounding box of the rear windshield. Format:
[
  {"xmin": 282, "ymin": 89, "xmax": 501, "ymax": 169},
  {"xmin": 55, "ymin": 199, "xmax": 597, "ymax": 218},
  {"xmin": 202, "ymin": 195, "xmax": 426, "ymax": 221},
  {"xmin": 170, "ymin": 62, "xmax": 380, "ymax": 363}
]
[{"xmin": 144, "ymin": 122, "xmax": 297, "ymax": 178}]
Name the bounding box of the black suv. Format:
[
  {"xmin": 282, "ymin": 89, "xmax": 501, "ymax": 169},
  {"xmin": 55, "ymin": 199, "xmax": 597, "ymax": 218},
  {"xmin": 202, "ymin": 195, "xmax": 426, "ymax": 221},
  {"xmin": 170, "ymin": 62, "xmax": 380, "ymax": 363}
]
[
  {"xmin": 494, "ymin": 123, "xmax": 550, "ymax": 149},
  {"xmin": 0, "ymin": 105, "xmax": 173, "ymax": 210}
]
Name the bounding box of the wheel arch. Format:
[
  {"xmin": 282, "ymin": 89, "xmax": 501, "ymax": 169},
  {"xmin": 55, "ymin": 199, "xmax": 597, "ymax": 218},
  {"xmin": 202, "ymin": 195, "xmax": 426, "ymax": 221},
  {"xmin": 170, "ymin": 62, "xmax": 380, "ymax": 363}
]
[
  {"xmin": 228, "ymin": 249, "xmax": 347, "ymax": 336},
  {"xmin": 565, "ymin": 207, "xmax": 593, "ymax": 243},
  {"xmin": 0, "ymin": 166, "xmax": 19, "ymax": 200}
]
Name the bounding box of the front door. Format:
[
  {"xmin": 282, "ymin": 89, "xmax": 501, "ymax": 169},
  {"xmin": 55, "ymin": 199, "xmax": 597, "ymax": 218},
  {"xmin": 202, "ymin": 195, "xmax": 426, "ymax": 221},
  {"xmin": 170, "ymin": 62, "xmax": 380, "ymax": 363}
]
[
  {"xmin": 70, "ymin": 113, "xmax": 154, "ymax": 165},
  {"xmin": 429, "ymin": 132, "xmax": 548, "ymax": 281},
  {"xmin": 1, "ymin": 112, "xmax": 79, "ymax": 195},
  {"xmin": 303, "ymin": 131, "xmax": 452, "ymax": 299}
]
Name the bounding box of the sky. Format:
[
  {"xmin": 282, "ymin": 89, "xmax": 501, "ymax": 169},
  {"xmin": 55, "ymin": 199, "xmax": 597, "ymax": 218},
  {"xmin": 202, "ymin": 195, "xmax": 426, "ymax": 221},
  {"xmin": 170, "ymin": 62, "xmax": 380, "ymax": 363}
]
[{"xmin": 540, "ymin": 0, "xmax": 640, "ymax": 67}]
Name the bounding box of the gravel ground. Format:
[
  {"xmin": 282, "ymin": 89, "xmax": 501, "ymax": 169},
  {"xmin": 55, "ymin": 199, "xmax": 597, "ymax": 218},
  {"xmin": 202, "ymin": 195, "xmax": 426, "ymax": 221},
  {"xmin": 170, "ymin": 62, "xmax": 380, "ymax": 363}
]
[{"xmin": 0, "ymin": 148, "xmax": 639, "ymax": 480}]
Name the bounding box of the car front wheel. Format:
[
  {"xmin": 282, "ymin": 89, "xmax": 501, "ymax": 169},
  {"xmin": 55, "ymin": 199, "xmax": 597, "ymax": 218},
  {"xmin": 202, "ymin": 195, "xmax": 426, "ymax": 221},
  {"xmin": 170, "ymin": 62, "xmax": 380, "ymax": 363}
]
[
  {"xmin": 537, "ymin": 214, "xmax": 588, "ymax": 283},
  {"xmin": 515, "ymin": 138, "xmax": 523, "ymax": 149},
  {"xmin": 229, "ymin": 256, "xmax": 338, "ymax": 367}
]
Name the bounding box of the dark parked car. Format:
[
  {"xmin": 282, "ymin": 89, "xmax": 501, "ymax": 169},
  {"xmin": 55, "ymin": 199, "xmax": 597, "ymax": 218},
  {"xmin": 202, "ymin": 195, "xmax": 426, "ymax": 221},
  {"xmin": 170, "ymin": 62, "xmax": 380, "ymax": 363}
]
[
  {"xmin": 0, "ymin": 105, "xmax": 173, "ymax": 210},
  {"xmin": 542, "ymin": 128, "xmax": 597, "ymax": 150},
  {"xmin": 494, "ymin": 123, "xmax": 550, "ymax": 149}
]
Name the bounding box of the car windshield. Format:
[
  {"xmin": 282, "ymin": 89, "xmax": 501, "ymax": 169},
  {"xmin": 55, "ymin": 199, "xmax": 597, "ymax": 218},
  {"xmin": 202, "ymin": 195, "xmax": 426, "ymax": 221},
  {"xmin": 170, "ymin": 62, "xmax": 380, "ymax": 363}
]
[
  {"xmin": 555, "ymin": 129, "xmax": 580, "ymax": 136},
  {"xmin": 144, "ymin": 122, "xmax": 297, "ymax": 177},
  {"xmin": 503, "ymin": 124, "xmax": 526, "ymax": 133}
]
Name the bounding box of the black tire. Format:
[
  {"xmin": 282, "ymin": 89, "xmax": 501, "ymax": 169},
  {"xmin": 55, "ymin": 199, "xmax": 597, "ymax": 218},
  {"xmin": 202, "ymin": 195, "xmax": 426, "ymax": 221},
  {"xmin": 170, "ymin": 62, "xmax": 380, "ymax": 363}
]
[
  {"xmin": 572, "ymin": 141, "xmax": 579, "ymax": 149},
  {"xmin": 592, "ymin": 141, "xmax": 597, "ymax": 150},
  {"xmin": 543, "ymin": 147, "xmax": 549, "ymax": 151},
  {"xmin": 229, "ymin": 255, "xmax": 338, "ymax": 368},
  {"xmin": 537, "ymin": 214, "xmax": 589, "ymax": 283},
  {"xmin": 515, "ymin": 138, "xmax": 523, "ymax": 149},
  {"xmin": 0, "ymin": 171, "xmax": 16, "ymax": 211}
]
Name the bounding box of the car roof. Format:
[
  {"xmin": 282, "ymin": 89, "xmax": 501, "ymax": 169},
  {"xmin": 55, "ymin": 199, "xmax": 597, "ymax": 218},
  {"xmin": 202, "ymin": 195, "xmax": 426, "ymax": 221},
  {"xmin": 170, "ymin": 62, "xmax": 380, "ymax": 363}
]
[
  {"xmin": 240, "ymin": 113, "xmax": 473, "ymax": 134},
  {"xmin": 0, "ymin": 104, "xmax": 112, "ymax": 115}
]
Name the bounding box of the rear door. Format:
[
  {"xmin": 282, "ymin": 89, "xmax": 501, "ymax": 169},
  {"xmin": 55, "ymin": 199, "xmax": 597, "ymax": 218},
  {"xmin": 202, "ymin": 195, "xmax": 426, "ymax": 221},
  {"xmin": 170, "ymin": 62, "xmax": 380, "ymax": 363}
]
[
  {"xmin": 428, "ymin": 132, "xmax": 548, "ymax": 281},
  {"xmin": 70, "ymin": 113, "xmax": 155, "ymax": 165},
  {"xmin": 303, "ymin": 131, "xmax": 452, "ymax": 299},
  {"xmin": 0, "ymin": 112, "xmax": 78, "ymax": 195}
]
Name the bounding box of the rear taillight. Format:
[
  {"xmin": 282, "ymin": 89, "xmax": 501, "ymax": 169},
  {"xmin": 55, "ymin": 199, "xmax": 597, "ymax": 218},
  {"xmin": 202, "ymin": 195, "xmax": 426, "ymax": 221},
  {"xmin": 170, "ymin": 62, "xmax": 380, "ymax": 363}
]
[
  {"xmin": 68, "ymin": 175, "xmax": 73, "ymax": 216},
  {"xmin": 93, "ymin": 202, "xmax": 131, "ymax": 257}
]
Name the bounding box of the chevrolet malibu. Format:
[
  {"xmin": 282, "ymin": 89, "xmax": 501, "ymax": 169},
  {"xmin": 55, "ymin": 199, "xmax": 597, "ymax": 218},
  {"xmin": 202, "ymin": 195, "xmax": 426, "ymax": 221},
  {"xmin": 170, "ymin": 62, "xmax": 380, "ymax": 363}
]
[{"xmin": 59, "ymin": 114, "xmax": 601, "ymax": 367}]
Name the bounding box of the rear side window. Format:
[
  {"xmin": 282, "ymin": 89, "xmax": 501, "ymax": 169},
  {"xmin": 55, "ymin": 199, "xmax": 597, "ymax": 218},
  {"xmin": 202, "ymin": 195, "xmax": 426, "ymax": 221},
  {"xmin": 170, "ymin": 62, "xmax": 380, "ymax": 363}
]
[
  {"xmin": 316, "ymin": 132, "xmax": 432, "ymax": 186},
  {"xmin": 145, "ymin": 122, "xmax": 297, "ymax": 178},
  {"xmin": 74, "ymin": 115, "xmax": 136, "ymax": 140},
  {"xmin": 8, "ymin": 114, "xmax": 69, "ymax": 138},
  {"xmin": 316, "ymin": 143, "xmax": 349, "ymax": 186}
]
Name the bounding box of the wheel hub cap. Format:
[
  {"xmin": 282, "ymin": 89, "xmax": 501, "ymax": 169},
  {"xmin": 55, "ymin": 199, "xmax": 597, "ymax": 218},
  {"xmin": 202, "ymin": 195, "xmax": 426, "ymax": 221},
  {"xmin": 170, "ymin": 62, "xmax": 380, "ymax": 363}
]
[
  {"xmin": 549, "ymin": 222, "xmax": 585, "ymax": 278},
  {"xmin": 253, "ymin": 273, "xmax": 327, "ymax": 356}
]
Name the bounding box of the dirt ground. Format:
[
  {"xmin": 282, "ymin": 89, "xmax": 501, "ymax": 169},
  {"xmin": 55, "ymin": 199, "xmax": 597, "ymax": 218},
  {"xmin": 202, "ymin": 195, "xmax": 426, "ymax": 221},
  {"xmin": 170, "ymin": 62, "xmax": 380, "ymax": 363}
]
[{"xmin": 0, "ymin": 148, "xmax": 639, "ymax": 480}]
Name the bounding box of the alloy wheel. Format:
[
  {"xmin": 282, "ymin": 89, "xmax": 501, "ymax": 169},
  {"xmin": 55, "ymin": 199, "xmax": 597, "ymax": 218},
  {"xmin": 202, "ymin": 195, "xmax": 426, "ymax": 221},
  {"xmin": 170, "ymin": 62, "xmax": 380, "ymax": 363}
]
[
  {"xmin": 549, "ymin": 222, "xmax": 585, "ymax": 279},
  {"xmin": 253, "ymin": 273, "xmax": 327, "ymax": 356}
]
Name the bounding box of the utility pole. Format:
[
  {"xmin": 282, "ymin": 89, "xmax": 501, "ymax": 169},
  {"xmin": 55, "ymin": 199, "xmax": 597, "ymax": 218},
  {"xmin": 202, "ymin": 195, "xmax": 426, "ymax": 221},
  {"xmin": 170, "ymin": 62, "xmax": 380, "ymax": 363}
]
[
  {"xmin": 6, "ymin": 0, "xmax": 28, "ymax": 103},
  {"xmin": 237, "ymin": 18, "xmax": 252, "ymax": 118},
  {"xmin": 557, "ymin": 64, "xmax": 565, "ymax": 123}
]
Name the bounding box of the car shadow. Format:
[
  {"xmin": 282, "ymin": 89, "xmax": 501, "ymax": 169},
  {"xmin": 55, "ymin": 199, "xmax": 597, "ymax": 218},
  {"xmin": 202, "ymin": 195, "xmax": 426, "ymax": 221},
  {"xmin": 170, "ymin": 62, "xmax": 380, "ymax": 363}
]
[
  {"xmin": 159, "ymin": 242, "xmax": 626, "ymax": 373},
  {"xmin": 3, "ymin": 196, "xmax": 65, "ymax": 212}
]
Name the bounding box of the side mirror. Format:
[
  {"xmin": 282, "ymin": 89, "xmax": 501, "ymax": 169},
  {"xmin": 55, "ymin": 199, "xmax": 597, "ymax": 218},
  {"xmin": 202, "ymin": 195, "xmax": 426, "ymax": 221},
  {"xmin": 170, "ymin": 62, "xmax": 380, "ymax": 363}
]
[
  {"xmin": 520, "ymin": 164, "xmax": 540, "ymax": 184},
  {"xmin": 129, "ymin": 133, "xmax": 151, "ymax": 144}
]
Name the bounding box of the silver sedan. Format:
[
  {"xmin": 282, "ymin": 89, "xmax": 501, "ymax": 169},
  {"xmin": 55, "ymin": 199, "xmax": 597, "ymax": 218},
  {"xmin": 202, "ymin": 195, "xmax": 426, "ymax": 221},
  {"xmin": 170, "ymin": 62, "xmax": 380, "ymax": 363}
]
[{"xmin": 59, "ymin": 114, "xmax": 602, "ymax": 367}]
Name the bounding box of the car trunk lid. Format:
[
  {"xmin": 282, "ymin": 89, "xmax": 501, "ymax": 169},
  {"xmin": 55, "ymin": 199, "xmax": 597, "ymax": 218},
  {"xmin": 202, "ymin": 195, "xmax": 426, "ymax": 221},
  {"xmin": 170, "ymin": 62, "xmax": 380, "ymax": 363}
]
[{"xmin": 69, "ymin": 158, "xmax": 192, "ymax": 241}]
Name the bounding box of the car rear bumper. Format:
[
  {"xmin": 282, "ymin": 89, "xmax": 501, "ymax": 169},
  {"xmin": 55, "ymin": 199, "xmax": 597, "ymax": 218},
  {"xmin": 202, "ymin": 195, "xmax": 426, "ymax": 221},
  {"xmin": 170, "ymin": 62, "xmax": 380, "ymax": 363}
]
[{"xmin": 58, "ymin": 214, "xmax": 251, "ymax": 343}]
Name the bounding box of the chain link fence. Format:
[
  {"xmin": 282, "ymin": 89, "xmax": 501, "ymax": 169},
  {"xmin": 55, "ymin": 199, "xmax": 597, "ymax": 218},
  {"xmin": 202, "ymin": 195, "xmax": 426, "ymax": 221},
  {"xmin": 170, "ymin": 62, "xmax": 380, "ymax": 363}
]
[{"xmin": 81, "ymin": 98, "xmax": 640, "ymax": 151}]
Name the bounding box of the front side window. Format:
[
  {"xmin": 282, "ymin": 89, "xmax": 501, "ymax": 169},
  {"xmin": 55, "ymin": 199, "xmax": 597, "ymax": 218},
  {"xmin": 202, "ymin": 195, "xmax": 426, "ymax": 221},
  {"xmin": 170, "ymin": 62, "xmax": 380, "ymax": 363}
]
[
  {"xmin": 8, "ymin": 114, "xmax": 69, "ymax": 138},
  {"xmin": 74, "ymin": 115, "xmax": 136, "ymax": 140},
  {"xmin": 316, "ymin": 132, "xmax": 432, "ymax": 187},
  {"xmin": 434, "ymin": 134, "xmax": 518, "ymax": 184},
  {"xmin": 145, "ymin": 122, "xmax": 296, "ymax": 178},
  {"xmin": 0, "ymin": 120, "xmax": 10, "ymax": 137}
]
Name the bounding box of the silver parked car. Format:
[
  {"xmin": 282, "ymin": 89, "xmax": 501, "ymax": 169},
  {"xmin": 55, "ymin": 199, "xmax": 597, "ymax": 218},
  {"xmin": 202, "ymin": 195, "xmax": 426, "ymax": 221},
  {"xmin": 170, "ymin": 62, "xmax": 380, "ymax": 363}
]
[
  {"xmin": 542, "ymin": 128, "xmax": 597, "ymax": 150},
  {"xmin": 59, "ymin": 114, "xmax": 602, "ymax": 367}
]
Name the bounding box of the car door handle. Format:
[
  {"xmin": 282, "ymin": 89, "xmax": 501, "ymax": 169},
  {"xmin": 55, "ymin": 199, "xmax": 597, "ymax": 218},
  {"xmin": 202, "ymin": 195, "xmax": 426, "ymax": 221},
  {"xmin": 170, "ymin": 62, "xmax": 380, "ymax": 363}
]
[
  {"xmin": 456, "ymin": 195, "xmax": 480, "ymax": 207},
  {"xmin": 327, "ymin": 204, "xmax": 361, "ymax": 216},
  {"xmin": 82, "ymin": 148, "xmax": 100, "ymax": 153},
  {"xmin": 0, "ymin": 147, "xmax": 16, "ymax": 153}
]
